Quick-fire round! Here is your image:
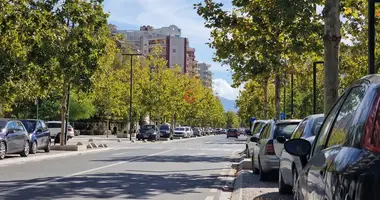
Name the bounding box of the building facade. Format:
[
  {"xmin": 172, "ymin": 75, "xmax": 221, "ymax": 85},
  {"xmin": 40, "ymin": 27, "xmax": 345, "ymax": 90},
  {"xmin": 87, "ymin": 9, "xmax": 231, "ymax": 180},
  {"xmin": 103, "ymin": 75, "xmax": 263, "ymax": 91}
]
[
  {"xmin": 115, "ymin": 25, "xmax": 193, "ymax": 74},
  {"xmin": 198, "ymin": 62, "xmax": 212, "ymax": 88}
]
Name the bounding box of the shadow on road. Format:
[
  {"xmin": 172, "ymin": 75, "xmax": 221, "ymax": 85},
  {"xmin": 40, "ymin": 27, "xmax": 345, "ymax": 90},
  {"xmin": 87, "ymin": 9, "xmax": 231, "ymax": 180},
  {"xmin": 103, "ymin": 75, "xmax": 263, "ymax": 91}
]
[
  {"xmin": 0, "ymin": 172, "xmax": 226, "ymax": 200},
  {"xmin": 253, "ymin": 192, "xmax": 292, "ymax": 200},
  {"xmin": 92, "ymin": 155, "xmax": 234, "ymax": 163}
]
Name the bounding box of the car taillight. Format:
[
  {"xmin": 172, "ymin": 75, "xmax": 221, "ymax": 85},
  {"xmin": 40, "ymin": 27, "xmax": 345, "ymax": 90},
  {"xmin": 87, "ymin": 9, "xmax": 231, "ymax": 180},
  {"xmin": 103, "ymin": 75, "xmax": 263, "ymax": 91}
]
[
  {"xmin": 68, "ymin": 128, "xmax": 73, "ymax": 132},
  {"xmin": 362, "ymin": 93, "xmax": 380, "ymax": 153},
  {"xmin": 265, "ymin": 140, "xmax": 275, "ymax": 155}
]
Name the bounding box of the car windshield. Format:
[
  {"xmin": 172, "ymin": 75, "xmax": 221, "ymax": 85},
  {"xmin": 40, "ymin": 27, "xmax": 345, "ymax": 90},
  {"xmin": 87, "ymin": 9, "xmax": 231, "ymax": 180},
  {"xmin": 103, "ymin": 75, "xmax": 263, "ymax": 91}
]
[
  {"xmin": 142, "ymin": 125, "xmax": 155, "ymax": 130},
  {"xmin": 252, "ymin": 122, "xmax": 265, "ymax": 134},
  {"xmin": 47, "ymin": 123, "xmax": 61, "ymax": 128},
  {"xmin": 175, "ymin": 128, "xmax": 185, "ymax": 131},
  {"xmin": 311, "ymin": 117, "xmax": 325, "ymax": 136},
  {"xmin": 160, "ymin": 126, "xmax": 169, "ymax": 130},
  {"xmin": 274, "ymin": 123, "xmax": 299, "ymax": 139},
  {"xmin": 20, "ymin": 120, "xmax": 36, "ymax": 133}
]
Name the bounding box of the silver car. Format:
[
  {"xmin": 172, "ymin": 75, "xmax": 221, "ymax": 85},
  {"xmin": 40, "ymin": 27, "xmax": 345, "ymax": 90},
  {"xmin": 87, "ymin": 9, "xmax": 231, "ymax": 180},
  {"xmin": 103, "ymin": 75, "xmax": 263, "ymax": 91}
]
[
  {"xmin": 246, "ymin": 120, "xmax": 268, "ymax": 158},
  {"xmin": 278, "ymin": 114, "xmax": 324, "ymax": 194},
  {"xmin": 251, "ymin": 119, "xmax": 301, "ymax": 181}
]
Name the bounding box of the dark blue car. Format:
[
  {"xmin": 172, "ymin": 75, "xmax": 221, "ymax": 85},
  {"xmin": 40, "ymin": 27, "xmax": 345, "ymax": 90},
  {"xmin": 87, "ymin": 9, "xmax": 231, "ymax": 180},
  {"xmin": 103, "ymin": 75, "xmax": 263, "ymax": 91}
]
[{"xmin": 20, "ymin": 119, "xmax": 51, "ymax": 154}]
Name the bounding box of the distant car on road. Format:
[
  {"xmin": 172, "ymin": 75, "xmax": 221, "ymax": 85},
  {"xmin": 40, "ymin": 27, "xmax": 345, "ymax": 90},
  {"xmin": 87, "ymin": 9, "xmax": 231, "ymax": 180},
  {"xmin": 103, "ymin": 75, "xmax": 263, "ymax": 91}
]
[
  {"xmin": 159, "ymin": 124, "xmax": 173, "ymax": 140},
  {"xmin": 20, "ymin": 119, "xmax": 51, "ymax": 154},
  {"xmin": 174, "ymin": 127, "xmax": 191, "ymax": 138},
  {"xmin": 227, "ymin": 128, "xmax": 239, "ymax": 138}
]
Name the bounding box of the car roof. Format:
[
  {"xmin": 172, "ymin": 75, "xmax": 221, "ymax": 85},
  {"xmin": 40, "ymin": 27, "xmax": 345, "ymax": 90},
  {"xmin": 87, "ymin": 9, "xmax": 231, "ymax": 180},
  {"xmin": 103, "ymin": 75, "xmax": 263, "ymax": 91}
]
[
  {"xmin": 275, "ymin": 119, "xmax": 302, "ymax": 125},
  {"xmin": 308, "ymin": 114, "xmax": 324, "ymax": 119},
  {"xmin": 46, "ymin": 121, "xmax": 62, "ymax": 123}
]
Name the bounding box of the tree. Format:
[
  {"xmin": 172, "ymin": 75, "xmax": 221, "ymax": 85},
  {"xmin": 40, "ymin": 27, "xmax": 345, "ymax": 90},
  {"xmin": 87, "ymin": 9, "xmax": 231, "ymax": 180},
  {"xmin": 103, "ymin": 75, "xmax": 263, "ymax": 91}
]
[
  {"xmin": 323, "ymin": 0, "xmax": 341, "ymax": 114},
  {"xmin": 195, "ymin": 0, "xmax": 323, "ymax": 118},
  {"xmin": 225, "ymin": 111, "xmax": 239, "ymax": 128}
]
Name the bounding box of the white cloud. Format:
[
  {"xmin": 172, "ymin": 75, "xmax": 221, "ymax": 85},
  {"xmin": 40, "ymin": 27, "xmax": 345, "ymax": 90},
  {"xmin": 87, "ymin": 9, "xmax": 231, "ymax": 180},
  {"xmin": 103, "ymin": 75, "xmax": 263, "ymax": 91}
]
[{"xmin": 212, "ymin": 79, "xmax": 244, "ymax": 101}]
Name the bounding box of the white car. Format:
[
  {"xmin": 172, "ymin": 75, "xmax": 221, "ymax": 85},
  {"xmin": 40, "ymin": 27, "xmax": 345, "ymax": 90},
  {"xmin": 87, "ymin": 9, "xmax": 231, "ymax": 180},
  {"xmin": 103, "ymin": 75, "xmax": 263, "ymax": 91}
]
[
  {"xmin": 173, "ymin": 126, "xmax": 192, "ymax": 138},
  {"xmin": 46, "ymin": 121, "xmax": 75, "ymax": 139}
]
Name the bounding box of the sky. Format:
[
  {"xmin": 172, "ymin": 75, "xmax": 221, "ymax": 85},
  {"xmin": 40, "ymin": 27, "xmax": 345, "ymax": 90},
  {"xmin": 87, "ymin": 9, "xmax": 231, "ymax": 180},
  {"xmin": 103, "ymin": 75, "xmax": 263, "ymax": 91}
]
[{"xmin": 103, "ymin": 0, "xmax": 243, "ymax": 101}]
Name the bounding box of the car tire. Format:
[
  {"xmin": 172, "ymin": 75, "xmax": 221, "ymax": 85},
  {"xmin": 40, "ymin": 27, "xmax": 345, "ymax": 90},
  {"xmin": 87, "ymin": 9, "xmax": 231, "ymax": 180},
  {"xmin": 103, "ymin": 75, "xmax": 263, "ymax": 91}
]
[
  {"xmin": 20, "ymin": 141, "xmax": 30, "ymax": 157},
  {"xmin": 258, "ymin": 158, "xmax": 269, "ymax": 181},
  {"xmin": 44, "ymin": 139, "xmax": 50, "ymax": 153},
  {"xmin": 0, "ymin": 141, "xmax": 6, "ymax": 160},
  {"xmin": 279, "ymin": 169, "xmax": 292, "ymax": 194},
  {"xmin": 30, "ymin": 141, "xmax": 37, "ymax": 154}
]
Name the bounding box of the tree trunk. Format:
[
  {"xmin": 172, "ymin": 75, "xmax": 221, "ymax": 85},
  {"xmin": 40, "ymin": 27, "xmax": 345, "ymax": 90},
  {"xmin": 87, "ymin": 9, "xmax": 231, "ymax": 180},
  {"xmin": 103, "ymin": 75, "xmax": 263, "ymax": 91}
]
[
  {"xmin": 275, "ymin": 73, "xmax": 281, "ymax": 119},
  {"xmin": 263, "ymin": 77, "xmax": 269, "ymax": 119},
  {"xmin": 60, "ymin": 81, "xmax": 68, "ymax": 146},
  {"xmin": 323, "ymin": 0, "xmax": 341, "ymax": 115}
]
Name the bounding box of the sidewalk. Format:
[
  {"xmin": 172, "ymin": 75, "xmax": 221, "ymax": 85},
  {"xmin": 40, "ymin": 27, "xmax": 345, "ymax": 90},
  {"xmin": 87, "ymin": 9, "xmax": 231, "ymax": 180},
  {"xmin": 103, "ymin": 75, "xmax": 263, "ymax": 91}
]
[{"xmin": 231, "ymin": 170, "xmax": 292, "ymax": 200}]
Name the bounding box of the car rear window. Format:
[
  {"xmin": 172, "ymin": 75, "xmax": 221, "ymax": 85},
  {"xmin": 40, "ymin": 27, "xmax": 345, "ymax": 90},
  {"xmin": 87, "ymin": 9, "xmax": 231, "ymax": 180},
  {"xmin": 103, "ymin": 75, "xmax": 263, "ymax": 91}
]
[
  {"xmin": 142, "ymin": 125, "xmax": 155, "ymax": 130},
  {"xmin": 47, "ymin": 123, "xmax": 61, "ymax": 128},
  {"xmin": 311, "ymin": 117, "xmax": 325, "ymax": 136},
  {"xmin": 274, "ymin": 123, "xmax": 299, "ymax": 139},
  {"xmin": 228, "ymin": 129, "xmax": 237, "ymax": 132}
]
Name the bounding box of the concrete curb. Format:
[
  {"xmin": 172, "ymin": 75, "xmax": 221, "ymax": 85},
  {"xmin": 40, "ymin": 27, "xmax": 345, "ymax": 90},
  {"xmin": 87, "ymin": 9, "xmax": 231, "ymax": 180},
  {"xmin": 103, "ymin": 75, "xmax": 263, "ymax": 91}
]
[
  {"xmin": 0, "ymin": 148, "xmax": 112, "ymax": 167},
  {"xmin": 231, "ymin": 169, "xmax": 247, "ymax": 200}
]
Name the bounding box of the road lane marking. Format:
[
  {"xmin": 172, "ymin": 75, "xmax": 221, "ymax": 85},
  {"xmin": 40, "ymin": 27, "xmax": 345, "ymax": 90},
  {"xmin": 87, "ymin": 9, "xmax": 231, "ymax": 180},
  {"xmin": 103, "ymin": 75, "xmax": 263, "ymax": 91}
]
[
  {"xmin": 209, "ymin": 188, "xmax": 217, "ymax": 193},
  {"xmin": 205, "ymin": 196, "xmax": 214, "ymax": 200},
  {"xmin": 0, "ymin": 149, "xmax": 175, "ymax": 195}
]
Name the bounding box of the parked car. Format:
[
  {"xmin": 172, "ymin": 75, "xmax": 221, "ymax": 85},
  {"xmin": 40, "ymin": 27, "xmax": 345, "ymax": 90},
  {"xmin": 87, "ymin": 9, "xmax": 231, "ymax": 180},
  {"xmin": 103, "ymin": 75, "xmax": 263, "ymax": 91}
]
[
  {"xmin": 251, "ymin": 119, "xmax": 301, "ymax": 181},
  {"xmin": 193, "ymin": 127, "xmax": 202, "ymax": 136},
  {"xmin": 174, "ymin": 127, "xmax": 190, "ymax": 138},
  {"xmin": 159, "ymin": 124, "xmax": 173, "ymax": 140},
  {"xmin": 246, "ymin": 120, "xmax": 268, "ymax": 158},
  {"xmin": 20, "ymin": 119, "xmax": 51, "ymax": 154},
  {"xmin": 0, "ymin": 119, "xmax": 30, "ymax": 159},
  {"xmin": 284, "ymin": 75, "xmax": 380, "ymax": 200},
  {"xmin": 137, "ymin": 125, "xmax": 160, "ymax": 141},
  {"xmin": 277, "ymin": 114, "xmax": 324, "ymax": 194},
  {"xmin": 227, "ymin": 128, "xmax": 239, "ymax": 138},
  {"xmin": 46, "ymin": 121, "xmax": 74, "ymax": 139}
]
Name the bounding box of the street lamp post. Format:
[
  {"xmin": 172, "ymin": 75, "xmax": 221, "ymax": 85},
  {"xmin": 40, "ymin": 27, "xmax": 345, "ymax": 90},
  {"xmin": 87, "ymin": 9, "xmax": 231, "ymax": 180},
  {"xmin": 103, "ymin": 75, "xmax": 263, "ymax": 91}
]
[
  {"xmin": 369, "ymin": 0, "xmax": 380, "ymax": 74},
  {"xmin": 313, "ymin": 61, "xmax": 324, "ymax": 114},
  {"xmin": 122, "ymin": 53, "xmax": 142, "ymax": 141}
]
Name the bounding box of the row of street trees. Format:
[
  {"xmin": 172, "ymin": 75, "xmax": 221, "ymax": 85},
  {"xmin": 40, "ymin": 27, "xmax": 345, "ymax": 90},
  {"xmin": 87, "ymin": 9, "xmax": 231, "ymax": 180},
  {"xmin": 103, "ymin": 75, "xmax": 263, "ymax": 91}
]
[
  {"xmin": 195, "ymin": 0, "xmax": 377, "ymax": 124},
  {"xmin": 1, "ymin": 0, "xmax": 227, "ymax": 138}
]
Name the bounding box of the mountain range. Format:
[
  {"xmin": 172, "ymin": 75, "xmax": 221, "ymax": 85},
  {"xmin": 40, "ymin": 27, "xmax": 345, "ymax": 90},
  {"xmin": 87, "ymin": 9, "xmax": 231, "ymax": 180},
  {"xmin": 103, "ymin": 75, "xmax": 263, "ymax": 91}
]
[{"xmin": 218, "ymin": 97, "xmax": 238, "ymax": 113}]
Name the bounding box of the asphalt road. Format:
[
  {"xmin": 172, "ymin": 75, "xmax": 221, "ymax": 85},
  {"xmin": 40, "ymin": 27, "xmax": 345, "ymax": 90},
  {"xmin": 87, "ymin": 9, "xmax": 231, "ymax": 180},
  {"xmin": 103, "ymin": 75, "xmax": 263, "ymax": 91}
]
[{"xmin": 0, "ymin": 135, "xmax": 246, "ymax": 200}]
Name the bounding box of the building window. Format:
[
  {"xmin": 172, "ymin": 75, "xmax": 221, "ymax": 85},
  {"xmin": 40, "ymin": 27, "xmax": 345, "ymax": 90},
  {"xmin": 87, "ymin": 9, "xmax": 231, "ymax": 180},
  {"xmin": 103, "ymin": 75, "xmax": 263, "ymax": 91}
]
[{"xmin": 172, "ymin": 49, "xmax": 176, "ymax": 53}]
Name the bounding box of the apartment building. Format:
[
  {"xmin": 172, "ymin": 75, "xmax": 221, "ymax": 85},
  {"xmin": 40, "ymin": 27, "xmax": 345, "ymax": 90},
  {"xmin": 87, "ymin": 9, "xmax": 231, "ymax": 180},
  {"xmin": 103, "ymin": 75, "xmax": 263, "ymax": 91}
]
[
  {"xmin": 115, "ymin": 25, "xmax": 193, "ymax": 74},
  {"xmin": 198, "ymin": 62, "xmax": 212, "ymax": 88}
]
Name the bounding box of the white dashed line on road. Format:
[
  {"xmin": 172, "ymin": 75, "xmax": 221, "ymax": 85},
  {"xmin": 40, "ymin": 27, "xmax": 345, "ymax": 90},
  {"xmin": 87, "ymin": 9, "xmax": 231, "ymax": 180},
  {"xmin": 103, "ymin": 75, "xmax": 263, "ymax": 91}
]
[{"xmin": 205, "ymin": 195, "xmax": 214, "ymax": 200}]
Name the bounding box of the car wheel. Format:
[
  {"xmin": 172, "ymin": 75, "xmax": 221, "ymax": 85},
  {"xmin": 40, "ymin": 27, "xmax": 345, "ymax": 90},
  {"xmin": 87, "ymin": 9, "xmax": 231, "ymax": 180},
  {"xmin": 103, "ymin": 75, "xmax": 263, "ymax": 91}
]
[
  {"xmin": 258, "ymin": 158, "xmax": 269, "ymax": 181},
  {"xmin": 44, "ymin": 139, "xmax": 50, "ymax": 153},
  {"xmin": 0, "ymin": 141, "xmax": 6, "ymax": 160},
  {"xmin": 30, "ymin": 141, "xmax": 37, "ymax": 154},
  {"xmin": 20, "ymin": 141, "xmax": 30, "ymax": 157},
  {"xmin": 279, "ymin": 169, "xmax": 292, "ymax": 194}
]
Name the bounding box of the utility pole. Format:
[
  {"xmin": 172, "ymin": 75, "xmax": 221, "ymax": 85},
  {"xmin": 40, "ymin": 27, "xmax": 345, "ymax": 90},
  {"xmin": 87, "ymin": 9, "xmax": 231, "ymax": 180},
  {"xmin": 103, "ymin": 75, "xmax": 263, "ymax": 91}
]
[
  {"xmin": 122, "ymin": 53, "xmax": 142, "ymax": 141},
  {"xmin": 368, "ymin": 0, "xmax": 379, "ymax": 74}
]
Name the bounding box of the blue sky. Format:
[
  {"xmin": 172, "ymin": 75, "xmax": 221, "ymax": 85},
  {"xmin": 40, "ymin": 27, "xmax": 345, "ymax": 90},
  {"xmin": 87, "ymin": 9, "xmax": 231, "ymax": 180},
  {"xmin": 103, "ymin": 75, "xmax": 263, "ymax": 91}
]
[{"xmin": 103, "ymin": 0, "xmax": 243, "ymax": 101}]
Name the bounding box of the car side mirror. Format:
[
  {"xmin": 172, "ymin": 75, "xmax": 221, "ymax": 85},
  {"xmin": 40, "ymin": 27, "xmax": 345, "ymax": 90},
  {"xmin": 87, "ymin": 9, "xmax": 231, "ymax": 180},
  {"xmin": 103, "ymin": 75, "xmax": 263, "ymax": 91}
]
[
  {"xmin": 284, "ymin": 139, "xmax": 311, "ymax": 167},
  {"xmin": 276, "ymin": 136, "xmax": 287, "ymax": 144},
  {"xmin": 250, "ymin": 136, "xmax": 258, "ymax": 143}
]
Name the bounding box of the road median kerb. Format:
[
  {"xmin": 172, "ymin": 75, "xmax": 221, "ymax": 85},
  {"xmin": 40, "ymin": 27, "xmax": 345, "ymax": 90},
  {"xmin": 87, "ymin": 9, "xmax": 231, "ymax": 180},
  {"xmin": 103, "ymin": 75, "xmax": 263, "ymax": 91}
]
[{"xmin": 0, "ymin": 148, "xmax": 112, "ymax": 167}]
